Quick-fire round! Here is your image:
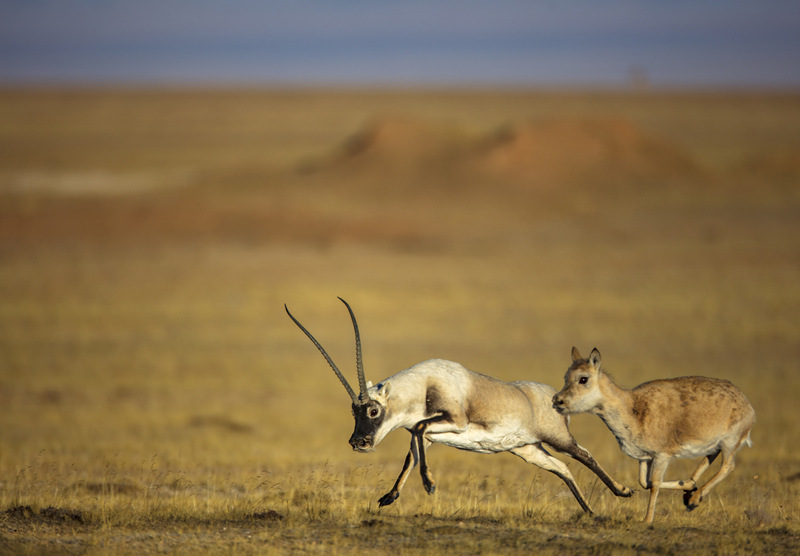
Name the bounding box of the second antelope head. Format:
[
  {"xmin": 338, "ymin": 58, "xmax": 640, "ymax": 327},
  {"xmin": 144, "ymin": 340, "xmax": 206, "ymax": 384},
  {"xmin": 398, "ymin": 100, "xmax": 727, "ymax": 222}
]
[{"xmin": 285, "ymin": 297, "xmax": 388, "ymax": 452}]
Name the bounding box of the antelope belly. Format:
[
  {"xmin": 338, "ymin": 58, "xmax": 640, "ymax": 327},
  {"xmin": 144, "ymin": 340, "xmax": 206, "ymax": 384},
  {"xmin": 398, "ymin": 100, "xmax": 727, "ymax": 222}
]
[{"xmin": 431, "ymin": 425, "xmax": 528, "ymax": 454}]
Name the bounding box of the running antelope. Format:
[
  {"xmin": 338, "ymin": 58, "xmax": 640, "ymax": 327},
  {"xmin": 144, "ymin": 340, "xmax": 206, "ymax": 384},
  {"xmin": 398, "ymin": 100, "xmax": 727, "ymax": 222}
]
[
  {"xmin": 285, "ymin": 299, "xmax": 633, "ymax": 513},
  {"xmin": 552, "ymin": 347, "xmax": 755, "ymax": 523}
]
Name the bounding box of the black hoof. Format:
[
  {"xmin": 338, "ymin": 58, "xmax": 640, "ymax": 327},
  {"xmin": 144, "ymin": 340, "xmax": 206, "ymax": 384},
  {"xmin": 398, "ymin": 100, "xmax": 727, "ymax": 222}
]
[
  {"xmin": 378, "ymin": 492, "xmax": 398, "ymax": 507},
  {"xmin": 683, "ymin": 487, "xmax": 699, "ymax": 510},
  {"xmin": 618, "ymin": 486, "xmax": 634, "ymax": 498},
  {"xmin": 423, "ymin": 482, "xmax": 436, "ymax": 495}
]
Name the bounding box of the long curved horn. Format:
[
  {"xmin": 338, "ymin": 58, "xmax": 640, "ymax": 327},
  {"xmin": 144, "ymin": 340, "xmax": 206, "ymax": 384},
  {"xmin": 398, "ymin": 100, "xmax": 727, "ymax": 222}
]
[
  {"xmin": 338, "ymin": 297, "xmax": 368, "ymax": 403},
  {"xmin": 285, "ymin": 304, "xmax": 359, "ymax": 405}
]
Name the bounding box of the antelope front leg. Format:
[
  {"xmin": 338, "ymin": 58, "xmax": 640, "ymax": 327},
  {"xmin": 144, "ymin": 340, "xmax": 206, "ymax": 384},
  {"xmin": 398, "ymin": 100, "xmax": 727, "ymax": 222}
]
[
  {"xmin": 640, "ymin": 458, "xmax": 699, "ymax": 494},
  {"xmin": 644, "ymin": 454, "xmax": 672, "ymax": 523},
  {"xmin": 410, "ymin": 413, "xmax": 459, "ymax": 496},
  {"xmin": 378, "ymin": 433, "xmax": 421, "ymax": 507},
  {"xmin": 639, "ymin": 460, "xmax": 651, "ymax": 489},
  {"xmin": 640, "ymin": 458, "xmax": 697, "ymax": 492},
  {"xmin": 416, "ymin": 434, "xmax": 435, "ymax": 494}
]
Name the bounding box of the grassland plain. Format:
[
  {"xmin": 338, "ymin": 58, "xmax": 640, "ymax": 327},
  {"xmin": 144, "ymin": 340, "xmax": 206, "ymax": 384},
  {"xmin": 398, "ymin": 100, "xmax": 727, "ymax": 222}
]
[{"xmin": 1, "ymin": 89, "xmax": 799, "ymax": 554}]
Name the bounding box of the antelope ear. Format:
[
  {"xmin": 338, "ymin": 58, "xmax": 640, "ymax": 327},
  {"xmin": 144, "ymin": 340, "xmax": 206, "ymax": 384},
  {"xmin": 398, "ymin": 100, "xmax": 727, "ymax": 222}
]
[
  {"xmin": 589, "ymin": 348, "xmax": 601, "ymax": 369},
  {"xmin": 375, "ymin": 380, "xmax": 391, "ymax": 401},
  {"xmin": 571, "ymin": 346, "xmax": 582, "ymax": 362},
  {"xmin": 366, "ymin": 381, "xmax": 373, "ymax": 389}
]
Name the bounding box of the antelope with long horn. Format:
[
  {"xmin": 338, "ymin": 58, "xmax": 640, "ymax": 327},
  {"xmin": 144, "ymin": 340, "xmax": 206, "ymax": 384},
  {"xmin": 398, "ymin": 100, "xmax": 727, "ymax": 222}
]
[
  {"xmin": 552, "ymin": 347, "xmax": 755, "ymax": 523},
  {"xmin": 285, "ymin": 298, "xmax": 633, "ymax": 512}
]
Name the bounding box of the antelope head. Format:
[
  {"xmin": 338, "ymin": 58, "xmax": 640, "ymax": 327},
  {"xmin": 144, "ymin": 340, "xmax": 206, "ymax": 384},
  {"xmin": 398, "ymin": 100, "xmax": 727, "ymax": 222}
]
[
  {"xmin": 285, "ymin": 298, "xmax": 389, "ymax": 452},
  {"xmin": 552, "ymin": 346, "xmax": 605, "ymax": 415}
]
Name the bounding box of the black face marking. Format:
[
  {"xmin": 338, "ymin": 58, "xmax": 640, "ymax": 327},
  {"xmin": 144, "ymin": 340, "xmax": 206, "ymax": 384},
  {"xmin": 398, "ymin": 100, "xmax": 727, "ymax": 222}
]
[{"xmin": 349, "ymin": 400, "xmax": 386, "ymax": 452}]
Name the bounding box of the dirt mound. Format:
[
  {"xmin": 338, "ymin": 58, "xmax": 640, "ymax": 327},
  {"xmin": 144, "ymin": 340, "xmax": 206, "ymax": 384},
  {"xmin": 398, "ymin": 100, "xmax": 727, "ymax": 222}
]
[
  {"xmin": 477, "ymin": 118, "xmax": 702, "ymax": 187},
  {"xmin": 334, "ymin": 116, "xmax": 469, "ymax": 172},
  {"xmin": 322, "ymin": 116, "xmax": 702, "ymax": 190}
]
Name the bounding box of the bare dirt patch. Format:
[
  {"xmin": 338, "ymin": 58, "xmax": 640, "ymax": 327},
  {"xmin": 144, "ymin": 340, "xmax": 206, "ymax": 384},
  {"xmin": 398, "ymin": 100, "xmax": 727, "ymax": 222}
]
[{"xmin": 4, "ymin": 505, "xmax": 86, "ymax": 525}]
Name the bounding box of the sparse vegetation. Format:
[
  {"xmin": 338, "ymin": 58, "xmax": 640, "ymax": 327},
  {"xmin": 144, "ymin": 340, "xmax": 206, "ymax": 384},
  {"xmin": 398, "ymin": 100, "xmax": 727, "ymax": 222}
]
[{"xmin": 1, "ymin": 89, "xmax": 799, "ymax": 553}]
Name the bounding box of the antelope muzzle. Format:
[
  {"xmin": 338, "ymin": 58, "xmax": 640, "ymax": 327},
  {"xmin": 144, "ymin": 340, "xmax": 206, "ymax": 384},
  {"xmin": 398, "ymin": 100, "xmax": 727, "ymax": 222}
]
[
  {"xmin": 349, "ymin": 434, "xmax": 374, "ymax": 453},
  {"xmin": 552, "ymin": 393, "xmax": 567, "ymax": 413}
]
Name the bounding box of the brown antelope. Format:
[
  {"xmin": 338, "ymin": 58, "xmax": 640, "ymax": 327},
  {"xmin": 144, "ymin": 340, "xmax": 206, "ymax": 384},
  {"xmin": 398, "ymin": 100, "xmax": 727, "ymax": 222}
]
[
  {"xmin": 552, "ymin": 347, "xmax": 755, "ymax": 523},
  {"xmin": 285, "ymin": 299, "xmax": 633, "ymax": 513}
]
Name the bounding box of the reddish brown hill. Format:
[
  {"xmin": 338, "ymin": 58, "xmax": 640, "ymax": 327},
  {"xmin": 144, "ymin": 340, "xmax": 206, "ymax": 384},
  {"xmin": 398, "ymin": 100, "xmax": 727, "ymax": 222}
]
[
  {"xmin": 336, "ymin": 116, "xmax": 469, "ymax": 169},
  {"xmin": 476, "ymin": 118, "xmax": 703, "ymax": 187},
  {"xmin": 315, "ymin": 116, "xmax": 704, "ymax": 192}
]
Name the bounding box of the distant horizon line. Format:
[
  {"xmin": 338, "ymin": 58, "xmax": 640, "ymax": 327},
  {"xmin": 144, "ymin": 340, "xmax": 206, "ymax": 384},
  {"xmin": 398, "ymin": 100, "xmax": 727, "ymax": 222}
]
[{"xmin": 2, "ymin": 79, "xmax": 799, "ymax": 95}]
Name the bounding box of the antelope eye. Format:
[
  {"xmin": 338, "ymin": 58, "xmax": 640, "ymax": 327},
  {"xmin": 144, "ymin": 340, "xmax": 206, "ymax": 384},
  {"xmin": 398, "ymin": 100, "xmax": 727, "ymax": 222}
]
[
  {"xmin": 368, "ymin": 407, "xmax": 380, "ymax": 418},
  {"xmin": 578, "ymin": 376, "xmax": 589, "ymax": 385}
]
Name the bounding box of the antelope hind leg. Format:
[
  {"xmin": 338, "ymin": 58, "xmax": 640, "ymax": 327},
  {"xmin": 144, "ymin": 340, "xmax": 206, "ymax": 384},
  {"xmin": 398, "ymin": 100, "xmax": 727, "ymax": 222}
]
[
  {"xmin": 512, "ymin": 443, "xmax": 595, "ymax": 513},
  {"xmin": 558, "ymin": 441, "xmax": 634, "ymax": 497},
  {"xmin": 686, "ymin": 452, "xmax": 735, "ymax": 511}
]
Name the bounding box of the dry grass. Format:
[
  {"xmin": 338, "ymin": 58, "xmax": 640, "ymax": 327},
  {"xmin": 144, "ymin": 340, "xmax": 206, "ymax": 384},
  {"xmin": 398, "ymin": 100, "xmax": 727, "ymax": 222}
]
[{"xmin": 1, "ymin": 88, "xmax": 799, "ymax": 553}]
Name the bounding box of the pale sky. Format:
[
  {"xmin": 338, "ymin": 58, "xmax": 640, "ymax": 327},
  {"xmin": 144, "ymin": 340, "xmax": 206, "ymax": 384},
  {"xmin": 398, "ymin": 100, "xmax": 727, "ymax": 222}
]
[{"xmin": 1, "ymin": 0, "xmax": 799, "ymax": 88}]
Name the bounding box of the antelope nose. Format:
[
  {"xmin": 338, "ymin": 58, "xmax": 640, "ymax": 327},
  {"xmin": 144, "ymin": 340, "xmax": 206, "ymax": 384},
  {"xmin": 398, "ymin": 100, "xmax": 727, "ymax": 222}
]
[
  {"xmin": 552, "ymin": 394, "xmax": 563, "ymax": 408},
  {"xmin": 349, "ymin": 436, "xmax": 372, "ymax": 451}
]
